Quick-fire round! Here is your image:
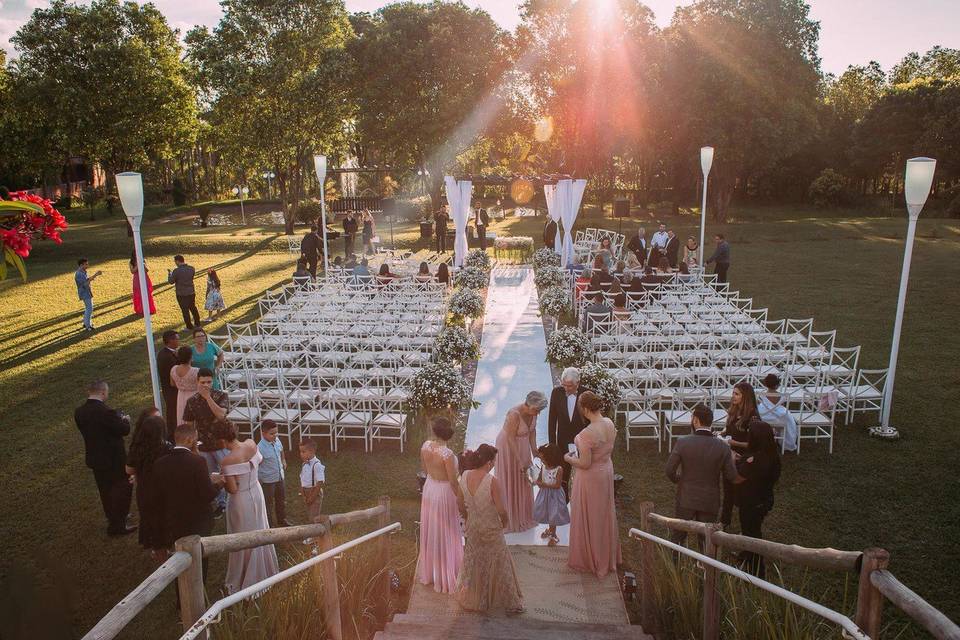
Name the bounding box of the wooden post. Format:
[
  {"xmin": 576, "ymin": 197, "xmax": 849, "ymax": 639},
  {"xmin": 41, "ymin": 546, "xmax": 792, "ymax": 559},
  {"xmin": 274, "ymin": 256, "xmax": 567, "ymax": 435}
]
[
  {"xmin": 855, "ymin": 547, "xmax": 890, "ymax": 639},
  {"xmin": 376, "ymin": 496, "xmax": 392, "ymax": 625},
  {"xmin": 317, "ymin": 516, "xmax": 343, "ymax": 640},
  {"xmin": 639, "ymin": 501, "xmax": 657, "ymax": 633},
  {"xmin": 702, "ymin": 523, "xmax": 721, "ymax": 640},
  {"xmin": 174, "ymin": 535, "xmax": 207, "ymax": 640}
]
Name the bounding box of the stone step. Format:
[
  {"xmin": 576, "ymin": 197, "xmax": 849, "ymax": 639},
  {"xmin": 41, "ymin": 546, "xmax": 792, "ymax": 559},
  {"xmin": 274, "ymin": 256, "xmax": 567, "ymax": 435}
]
[{"xmin": 375, "ymin": 614, "xmax": 652, "ymax": 640}]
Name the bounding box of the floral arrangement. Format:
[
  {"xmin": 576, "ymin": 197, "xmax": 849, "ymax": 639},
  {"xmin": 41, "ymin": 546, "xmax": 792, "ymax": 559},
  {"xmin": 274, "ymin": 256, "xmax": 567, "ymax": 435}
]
[
  {"xmin": 1, "ymin": 192, "xmax": 69, "ymax": 281},
  {"xmin": 538, "ymin": 285, "xmax": 571, "ymax": 317},
  {"xmin": 433, "ymin": 325, "xmax": 481, "ymax": 364},
  {"xmin": 533, "ymin": 265, "xmax": 566, "ymax": 290},
  {"xmin": 408, "ymin": 363, "xmax": 478, "ymax": 412},
  {"xmin": 463, "ymin": 249, "xmax": 492, "ymax": 273},
  {"xmin": 578, "ymin": 362, "xmax": 622, "ymax": 417},
  {"xmin": 448, "ymin": 287, "xmax": 485, "ymax": 320},
  {"xmin": 532, "ymin": 247, "xmax": 561, "ymax": 270},
  {"xmin": 453, "ymin": 265, "xmax": 489, "ymax": 290},
  {"xmin": 545, "ymin": 326, "xmax": 594, "ymax": 368},
  {"xmin": 494, "ymin": 236, "xmax": 534, "ymax": 251}
]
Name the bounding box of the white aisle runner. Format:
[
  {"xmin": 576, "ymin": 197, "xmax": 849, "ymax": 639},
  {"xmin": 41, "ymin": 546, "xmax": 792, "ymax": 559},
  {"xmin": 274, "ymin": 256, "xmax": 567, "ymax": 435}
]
[{"xmin": 465, "ymin": 266, "xmax": 569, "ymax": 545}]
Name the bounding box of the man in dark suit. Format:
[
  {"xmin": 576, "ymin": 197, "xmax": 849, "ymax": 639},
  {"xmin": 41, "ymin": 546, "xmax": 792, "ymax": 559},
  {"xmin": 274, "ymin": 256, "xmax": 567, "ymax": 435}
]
[
  {"xmin": 665, "ymin": 404, "xmax": 737, "ymax": 548},
  {"xmin": 300, "ymin": 224, "xmax": 321, "ymax": 278},
  {"xmin": 434, "ymin": 206, "xmax": 450, "ymax": 253},
  {"xmin": 543, "ymin": 218, "xmax": 558, "ymax": 252},
  {"xmin": 547, "ymin": 367, "xmax": 587, "ymax": 498},
  {"xmin": 153, "ymin": 423, "xmax": 222, "ymax": 550},
  {"xmin": 157, "ymin": 330, "xmax": 180, "ymax": 440},
  {"xmin": 665, "ymin": 229, "xmax": 680, "ymax": 269},
  {"xmin": 167, "ymin": 254, "xmax": 201, "ymax": 330},
  {"xmin": 705, "ymin": 233, "xmax": 731, "ymax": 283},
  {"xmin": 474, "ymin": 208, "xmax": 490, "ymax": 250},
  {"xmin": 342, "ymin": 211, "xmax": 358, "ymax": 257},
  {"xmin": 74, "ymin": 380, "xmax": 136, "ymax": 536},
  {"xmin": 626, "ymin": 228, "xmax": 647, "ymax": 266}
]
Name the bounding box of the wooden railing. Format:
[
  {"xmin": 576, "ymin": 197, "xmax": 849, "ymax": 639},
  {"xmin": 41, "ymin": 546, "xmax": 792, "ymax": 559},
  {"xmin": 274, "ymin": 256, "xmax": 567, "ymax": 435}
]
[
  {"xmin": 632, "ymin": 502, "xmax": 960, "ymax": 640},
  {"xmin": 83, "ymin": 497, "xmax": 394, "ymax": 640}
]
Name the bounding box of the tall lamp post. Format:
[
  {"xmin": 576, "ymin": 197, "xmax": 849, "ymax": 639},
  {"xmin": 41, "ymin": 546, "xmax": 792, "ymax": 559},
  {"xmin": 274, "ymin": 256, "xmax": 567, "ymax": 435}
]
[
  {"xmin": 116, "ymin": 172, "xmax": 163, "ymax": 412},
  {"xmin": 313, "ymin": 154, "xmax": 330, "ymax": 274},
  {"xmin": 231, "ymin": 185, "xmax": 249, "ymax": 224},
  {"xmin": 262, "ymin": 171, "xmax": 275, "ymax": 199},
  {"xmin": 874, "ymin": 157, "xmax": 937, "ymax": 440},
  {"xmin": 698, "ymin": 146, "xmax": 714, "ymax": 266}
]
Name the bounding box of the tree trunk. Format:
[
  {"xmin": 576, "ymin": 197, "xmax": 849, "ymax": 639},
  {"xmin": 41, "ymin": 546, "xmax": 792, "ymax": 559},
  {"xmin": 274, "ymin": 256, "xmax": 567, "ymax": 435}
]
[{"xmin": 712, "ymin": 174, "xmax": 735, "ymax": 224}]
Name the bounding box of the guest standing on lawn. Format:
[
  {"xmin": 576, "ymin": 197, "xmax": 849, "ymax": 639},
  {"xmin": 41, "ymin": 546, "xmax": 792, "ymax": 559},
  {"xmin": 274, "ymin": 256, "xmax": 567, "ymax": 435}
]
[
  {"xmin": 75, "ymin": 380, "xmax": 136, "ymax": 536},
  {"xmin": 566, "ymin": 391, "xmax": 621, "ymax": 578},
  {"xmin": 125, "ymin": 410, "xmax": 171, "ymax": 558},
  {"xmin": 203, "ymin": 269, "xmax": 225, "ymax": 321},
  {"xmin": 257, "ymin": 420, "xmax": 290, "ymax": 527},
  {"xmin": 342, "ymin": 210, "xmax": 358, "ymax": 257},
  {"xmin": 156, "ymin": 330, "xmax": 180, "ymax": 439},
  {"xmin": 733, "ymin": 421, "xmax": 782, "ymax": 578},
  {"xmin": 494, "ymin": 391, "xmax": 547, "ymax": 533},
  {"xmin": 706, "ymin": 234, "xmax": 731, "ymax": 283},
  {"xmin": 129, "ymin": 259, "xmax": 157, "ymax": 316},
  {"xmin": 417, "ymin": 417, "xmax": 463, "ymax": 594},
  {"xmin": 300, "ymin": 224, "xmax": 321, "ymax": 277},
  {"xmin": 182, "ymin": 367, "xmax": 230, "ymax": 515},
  {"xmin": 168, "ymin": 255, "xmax": 202, "ymax": 330},
  {"xmin": 361, "ymin": 209, "xmax": 376, "ymax": 255},
  {"xmin": 169, "ymin": 347, "xmax": 198, "ymax": 426},
  {"xmin": 75, "ymin": 258, "xmax": 102, "ymax": 331},
  {"xmin": 434, "ymin": 206, "xmax": 450, "ymax": 253},
  {"xmin": 190, "ymin": 328, "xmax": 224, "ymax": 391},
  {"xmin": 299, "ymin": 439, "xmax": 326, "ymax": 522}
]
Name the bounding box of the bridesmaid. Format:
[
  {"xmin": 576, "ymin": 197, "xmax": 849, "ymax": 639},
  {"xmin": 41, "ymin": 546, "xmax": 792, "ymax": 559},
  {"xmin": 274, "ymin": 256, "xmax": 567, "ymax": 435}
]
[
  {"xmin": 169, "ymin": 346, "xmax": 198, "ymax": 426},
  {"xmin": 417, "ymin": 417, "xmax": 464, "ymax": 593},
  {"xmin": 130, "ymin": 259, "xmax": 157, "ymax": 316},
  {"xmin": 566, "ymin": 391, "xmax": 621, "ymax": 578},
  {"xmin": 494, "ymin": 391, "xmax": 547, "ymax": 533}
]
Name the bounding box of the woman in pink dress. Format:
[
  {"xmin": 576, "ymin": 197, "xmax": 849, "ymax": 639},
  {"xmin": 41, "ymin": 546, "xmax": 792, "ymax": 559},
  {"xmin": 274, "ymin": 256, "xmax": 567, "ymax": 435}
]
[
  {"xmin": 494, "ymin": 391, "xmax": 547, "ymax": 533},
  {"xmin": 416, "ymin": 417, "xmax": 463, "ymax": 593},
  {"xmin": 130, "ymin": 259, "xmax": 157, "ymax": 316},
  {"xmin": 168, "ymin": 346, "xmax": 198, "ymax": 426},
  {"xmin": 565, "ymin": 391, "xmax": 621, "ymax": 578}
]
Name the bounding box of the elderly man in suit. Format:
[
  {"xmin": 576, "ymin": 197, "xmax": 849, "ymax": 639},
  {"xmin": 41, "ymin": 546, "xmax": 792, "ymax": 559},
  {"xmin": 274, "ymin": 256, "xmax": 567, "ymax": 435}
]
[
  {"xmin": 665, "ymin": 404, "xmax": 737, "ymax": 548},
  {"xmin": 547, "ymin": 367, "xmax": 587, "ymax": 498},
  {"xmin": 156, "ymin": 330, "xmax": 180, "ymax": 440},
  {"xmin": 75, "ymin": 380, "xmax": 136, "ymax": 536}
]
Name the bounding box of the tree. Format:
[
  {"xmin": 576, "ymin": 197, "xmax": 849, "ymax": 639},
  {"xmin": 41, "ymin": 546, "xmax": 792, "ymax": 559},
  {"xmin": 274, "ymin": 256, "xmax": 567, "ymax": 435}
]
[
  {"xmin": 187, "ymin": 0, "xmax": 353, "ymax": 234},
  {"xmin": 660, "ymin": 0, "xmax": 822, "ymax": 221},
  {"xmin": 349, "ymin": 2, "xmax": 510, "ymax": 211},
  {"xmin": 890, "ymin": 46, "xmax": 960, "ymax": 84},
  {"xmin": 10, "ymin": 0, "xmax": 198, "ymax": 193}
]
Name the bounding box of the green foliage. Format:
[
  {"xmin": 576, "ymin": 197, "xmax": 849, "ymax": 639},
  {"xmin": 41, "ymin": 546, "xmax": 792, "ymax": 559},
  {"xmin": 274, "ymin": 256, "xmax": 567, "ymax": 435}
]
[
  {"xmin": 808, "ymin": 169, "xmax": 851, "ymax": 208},
  {"xmin": 297, "ymin": 199, "xmax": 324, "ymax": 224},
  {"xmin": 172, "ymin": 178, "xmax": 189, "ymax": 207},
  {"xmin": 890, "ymin": 46, "xmax": 960, "ymax": 84}
]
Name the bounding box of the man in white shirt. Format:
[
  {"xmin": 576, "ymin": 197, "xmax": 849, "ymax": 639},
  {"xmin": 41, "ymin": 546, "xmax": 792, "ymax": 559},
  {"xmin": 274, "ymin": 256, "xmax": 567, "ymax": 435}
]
[
  {"xmin": 547, "ymin": 367, "xmax": 586, "ymax": 498},
  {"xmin": 649, "ymin": 223, "xmax": 669, "ymax": 264},
  {"xmin": 299, "ymin": 439, "xmax": 325, "ymax": 522}
]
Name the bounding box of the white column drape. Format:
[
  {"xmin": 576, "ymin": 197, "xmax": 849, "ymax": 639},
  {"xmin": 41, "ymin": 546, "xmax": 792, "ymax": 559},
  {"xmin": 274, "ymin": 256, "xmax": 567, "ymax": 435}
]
[
  {"xmin": 444, "ymin": 176, "xmax": 473, "ymax": 267},
  {"xmin": 544, "ymin": 183, "xmax": 562, "ymax": 254},
  {"xmin": 559, "ymin": 179, "xmax": 586, "ymax": 266}
]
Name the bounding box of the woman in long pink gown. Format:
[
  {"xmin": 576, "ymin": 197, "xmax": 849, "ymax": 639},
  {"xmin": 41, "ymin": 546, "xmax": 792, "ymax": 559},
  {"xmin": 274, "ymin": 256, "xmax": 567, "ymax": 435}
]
[
  {"xmin": 168, "ymin": 347, "xmax": 198, "ymax": 426},
  {"xmin": 494, "ymin": 391, "xmax": 547, "ymax": 533},
  {"xmin": 130, "ymin": 261, "xmax": 157, "ymax": 315},
  {"xmin": 416, "ymin": 418, "xmax": 463, "ymax": 593},
  {"xmin": 566, "ymin": 391, "xmax": 621, "ymax": 578}
]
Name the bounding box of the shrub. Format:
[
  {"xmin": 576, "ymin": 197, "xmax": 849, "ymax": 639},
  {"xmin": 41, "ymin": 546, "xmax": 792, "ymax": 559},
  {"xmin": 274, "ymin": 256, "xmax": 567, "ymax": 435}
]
[
  {"xmin": 534, "ymin": 265, "xmax": 565, "ymax": 290},
  {"xmin": 453, "ymin": 266, "xmax": 489, "ymax": 290},
  {"xmin": 448, "ymin": 287, "xmax": 485, "ymax": 320},
  {"xmin": 463, "ymin": 249, "xmax": 492, "ymax": 272},
  {"xmin": 545, "ymin": 326, "xmax": 594, "ymax": 368},
  {"xmin": 408, "ymin": 363, "xmax": 478, "ymax": 412},
  {"xmin": 172, "ymin": 178, "xmax": 188, "ymax": 206},
  {"xmin": 538, "ymin": 285, "xmax": 571, "ymax": 317},
  {"xmin": 297, "ymin": 199, "xmax": 323, "ymax": 224},
  {"xmin": 434, "ymin": 325, "xmax": 481, "ymax": 364},
  {"xmin": 532, "ymin": 247, "xmax": 561, "ymax": 270},
  {"xmin": 578, "ymin": 362, "xmax": 621, "ymax": 417},
  {"xmin": 808, "ymin": 168, "xmax": 850, "ymax": 208}
]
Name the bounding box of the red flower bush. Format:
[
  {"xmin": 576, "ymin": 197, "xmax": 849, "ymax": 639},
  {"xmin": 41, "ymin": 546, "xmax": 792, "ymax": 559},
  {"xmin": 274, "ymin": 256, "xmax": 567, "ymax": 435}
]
[{"xmin": 1, "ymin": 191, "xmax": 69, "ymax": 258}]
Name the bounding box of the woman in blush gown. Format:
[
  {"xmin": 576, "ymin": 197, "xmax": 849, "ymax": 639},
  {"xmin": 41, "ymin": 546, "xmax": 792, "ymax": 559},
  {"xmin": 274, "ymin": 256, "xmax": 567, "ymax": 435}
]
[
  {"xmin": 217, "ymin": 419, "xmax": 279, "ymax": 595},
  {"xmin": 456, "ymin": 444, "xmax": 524, "ymax": 615},
  {"xmin": 494, "ymin": 391, "xmax": 547, "ymax": 533},
  {"xmin": 565, "ymin": 391, "xmax": 621, "ymax": 578},
  {"xmin": 169, "ymin": 346, "xmax": 198, "ymax": 426},
  {"xmin": 416, "ymin": 417, "xmax": 464, "ymax": 593}
]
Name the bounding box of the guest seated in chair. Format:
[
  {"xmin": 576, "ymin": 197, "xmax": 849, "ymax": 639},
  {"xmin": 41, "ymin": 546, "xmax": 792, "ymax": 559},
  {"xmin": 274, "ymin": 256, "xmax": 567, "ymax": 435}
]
[
  {"xmin": 582, "ymin": 293, "xmax": 612, "ymax": 332},
  {"xmin": 436, "ymin": 262, "xmax": 451, "ymax": 287},
  {"xmin": 612, "ymin": 292, "xmax": 630, "ymax": 320},
  {"xmin": 415, "ymin": 262, "xmax": 433, "ymax": 283},
  {"xmin": 376, "ymin": 263, "xmax": 398, "ymax": 285}
]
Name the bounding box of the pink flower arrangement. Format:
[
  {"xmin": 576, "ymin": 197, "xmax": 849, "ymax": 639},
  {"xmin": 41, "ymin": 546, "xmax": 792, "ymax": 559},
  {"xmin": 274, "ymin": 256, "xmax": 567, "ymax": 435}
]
[{"xmin": 1, "ymin": 191, "xmax": 69, "ymax": 257}]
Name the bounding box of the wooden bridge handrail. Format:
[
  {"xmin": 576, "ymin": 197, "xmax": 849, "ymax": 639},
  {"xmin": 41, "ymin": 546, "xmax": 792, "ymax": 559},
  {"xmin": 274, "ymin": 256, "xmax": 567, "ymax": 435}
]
[
  {"xmin": 710, "ymin": 530, "xmax": 861, "ymax": 573},
  {"xmin": 649, "ymin": 512, "xmax": 711, "ymax": 536},
  {"xmin": 325, "ymin": 503, "xmax": 389, "ymax": 528},
  {"xmin": 200, "ymin": 522, "xmax": 328, "ymax": 557},
  {"xmin": 81, "ymin": 551, "xmax": 192, "ymax": 640},
  {"xmin": 871, "ymin": 570, "xmax": 960, "ymax": 640}
]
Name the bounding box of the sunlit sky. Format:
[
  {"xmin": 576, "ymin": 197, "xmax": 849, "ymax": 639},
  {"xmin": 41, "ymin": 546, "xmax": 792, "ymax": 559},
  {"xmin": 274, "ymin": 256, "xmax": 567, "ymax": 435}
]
[{"xmin": 1, "ymin": 0, "xmax": 957, "ymax": 75}]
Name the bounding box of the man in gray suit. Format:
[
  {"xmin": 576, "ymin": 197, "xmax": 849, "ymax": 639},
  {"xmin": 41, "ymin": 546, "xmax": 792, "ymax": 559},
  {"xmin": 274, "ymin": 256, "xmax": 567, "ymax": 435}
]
[
  {"xmin": 665, "ymin": 404, "xmax": 737, "ymax": 548},
  {"xmin": 168, "ymin": 254, "xmax": 201, "ymax": 330}
]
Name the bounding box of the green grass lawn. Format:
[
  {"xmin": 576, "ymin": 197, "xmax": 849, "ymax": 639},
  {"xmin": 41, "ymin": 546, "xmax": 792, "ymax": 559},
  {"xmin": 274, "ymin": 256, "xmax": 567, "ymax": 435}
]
[{"xmin": 1, "ymin": 203, "xmax": 958, "ymax": 638}]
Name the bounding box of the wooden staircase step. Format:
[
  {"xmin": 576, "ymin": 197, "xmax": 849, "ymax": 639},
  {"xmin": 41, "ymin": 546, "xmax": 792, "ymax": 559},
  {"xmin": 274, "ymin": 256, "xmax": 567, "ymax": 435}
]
[{"xmin": 374, "ymin": 614, "xmax": 652, "ymax": 640}]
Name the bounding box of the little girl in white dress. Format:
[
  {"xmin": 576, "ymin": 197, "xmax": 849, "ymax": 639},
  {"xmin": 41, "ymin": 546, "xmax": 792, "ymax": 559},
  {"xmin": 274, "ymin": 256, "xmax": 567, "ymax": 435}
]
[{"xmin": 533, "ymin": 443, "xmax": 570, "ymax": 546}]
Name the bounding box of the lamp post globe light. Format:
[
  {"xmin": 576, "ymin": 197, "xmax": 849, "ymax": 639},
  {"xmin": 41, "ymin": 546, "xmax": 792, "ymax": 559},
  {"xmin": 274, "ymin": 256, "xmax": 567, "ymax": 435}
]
[
  {"xmin": 262, "ymin": 171, "xmax": 275, "ymax": 199},
  {"xmin": 698, "ymin": 146, "xmax": 714, "ymax": 267},
  {"xmin": 231, "ymin": 185, "xmax": 249, "ymax": 225},
  {"xmin": 873, "ymin": 157, "xmax": 937, "ymax": 440},
  {"xmin": 313, "ymin": 154, "xmax": 330, "ymax": 274},
  {"xmin": 115, "ymin": 172, "xmax": 163, "ymax": 412}
]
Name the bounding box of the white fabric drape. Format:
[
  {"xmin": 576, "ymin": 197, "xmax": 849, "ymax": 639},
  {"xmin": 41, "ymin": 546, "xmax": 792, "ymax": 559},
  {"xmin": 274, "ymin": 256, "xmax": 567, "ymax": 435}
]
[
  {"xmin": 543, "ymin": 183, "xmax": 562, "ymax": 254},
  {"xmin": 559, "ymin": 179, "xmax": 586, "ymax": 266},
  {"xmin": 444, "ymin": 176, "xmax": 473, "ymax": 267}
]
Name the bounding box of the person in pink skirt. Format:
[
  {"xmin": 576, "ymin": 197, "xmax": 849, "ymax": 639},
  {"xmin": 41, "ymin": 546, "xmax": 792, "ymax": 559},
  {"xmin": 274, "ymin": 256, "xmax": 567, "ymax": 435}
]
[
  {"xmin": 565, "ymin": 391, "xmax": 622, "ymax": 578},
  {"xmin": 494, "ymin": 391, "xmax": 548, "ymax": 533},
  {"xmin": 417, "ymin": 417, "xmax": 464, "ymax": 593}
]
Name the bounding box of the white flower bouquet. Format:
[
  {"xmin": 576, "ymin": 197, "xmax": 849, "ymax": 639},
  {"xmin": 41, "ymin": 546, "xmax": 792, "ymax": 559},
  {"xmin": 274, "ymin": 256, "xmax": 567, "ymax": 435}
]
[
  {"xmin": 433, "ymin": 325, "xmax": 481, "ymax": 364},
  {"xmin": 534, "ymin": 265, "xmax": 566, "ymax": 290},
  {"xmin": 453, "ymin": 265, "xmax": 489, "ymax": 290},
  {"xmin": 494, "ymin": 235, "xmax": 534, "ymax": 262},
  {"xmin": 408, "ymin": 363, "xmax": 478, "ymax": 412},
  {"xmin": 533, "ymin": 247, "xmax": 561, "ymax": 270},
  {"xmin": 448, "ymin": 287, "xmax": 485, "ymax": 320},
  {"xmin": 538, "ymin": 285, "xmax": 571, "ymax": 317},
  {"xmin": 463, "ymin": 249, "xmax": 492, "ymax": 273},
  {"xmin": 579, "ymin": 361, "xmax": 623, "ymax": 417},
  {"xmin": 545, "ymin": 326, "xmax": 595, "ymax": 368}
]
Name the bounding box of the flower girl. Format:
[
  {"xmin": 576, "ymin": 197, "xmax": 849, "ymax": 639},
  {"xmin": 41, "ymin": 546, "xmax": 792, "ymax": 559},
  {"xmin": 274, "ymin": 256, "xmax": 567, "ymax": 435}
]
[{"xmin": 533, "ymin": 443, "xmax": 570, "ymax": 546}]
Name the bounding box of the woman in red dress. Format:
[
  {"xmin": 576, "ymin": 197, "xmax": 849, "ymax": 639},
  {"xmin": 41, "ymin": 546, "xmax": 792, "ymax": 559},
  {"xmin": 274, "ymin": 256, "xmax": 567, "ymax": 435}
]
[{"xmin": 130, "ymin": 259, "xmax": 157, "ymax": 315}]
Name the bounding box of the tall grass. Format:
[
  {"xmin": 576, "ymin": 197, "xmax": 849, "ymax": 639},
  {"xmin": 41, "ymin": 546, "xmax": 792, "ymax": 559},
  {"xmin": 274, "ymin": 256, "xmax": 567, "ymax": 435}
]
[{"xmin": 211, "ymin": 541, "xmax": 395, "ymax": 640}]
